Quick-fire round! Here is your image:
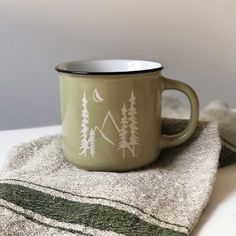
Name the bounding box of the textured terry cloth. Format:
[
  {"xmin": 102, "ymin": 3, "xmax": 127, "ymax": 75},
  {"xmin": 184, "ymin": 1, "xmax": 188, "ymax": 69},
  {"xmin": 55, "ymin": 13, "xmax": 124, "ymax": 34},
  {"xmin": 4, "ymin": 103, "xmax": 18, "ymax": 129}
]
[
  {"xmin": 162, "ymin": 96, "xmax": 236, "ymax": 167},
  {"xmin": 0, "ymin": 119, "xmax": 220, "ymax": 236}
]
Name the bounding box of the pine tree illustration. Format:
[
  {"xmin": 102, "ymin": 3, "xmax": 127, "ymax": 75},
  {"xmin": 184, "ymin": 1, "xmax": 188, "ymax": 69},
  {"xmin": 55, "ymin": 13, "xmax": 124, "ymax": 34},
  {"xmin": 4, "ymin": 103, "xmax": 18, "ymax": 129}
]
[
  {"xmin": 118, "ymin": 103, "xmax": 129, "ymax": 158},
  {"xmin": 89, "ymin": 128, "xmax": 95, "ymax": 158},
  {"xmin": 79, "ymin": 92, "xmax": 89, "ymax": 156},
  {"xmin": 128, "ymin": 90, "xmax": 139, "ymax": 156}
]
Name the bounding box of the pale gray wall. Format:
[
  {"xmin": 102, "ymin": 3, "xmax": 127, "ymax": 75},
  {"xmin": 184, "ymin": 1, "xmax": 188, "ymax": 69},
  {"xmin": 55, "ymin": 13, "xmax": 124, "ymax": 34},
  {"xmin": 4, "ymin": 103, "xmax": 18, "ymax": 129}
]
[{"xmin": 0, "ymin": 0, "xmax": 236, "ymax": 130}]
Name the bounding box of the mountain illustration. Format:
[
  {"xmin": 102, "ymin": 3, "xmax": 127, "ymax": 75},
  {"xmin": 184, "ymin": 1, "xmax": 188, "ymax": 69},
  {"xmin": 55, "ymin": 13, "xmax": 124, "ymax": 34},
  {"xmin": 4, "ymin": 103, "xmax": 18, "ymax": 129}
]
[
  {"xmin": 79, "ymin": 90, "xmax": 139, "ymax": 158},
  {"xmin": 80, "ymin": 110, "xmax": 120, "ymax": 157},
  {"xmin": 101, "ymin": 111, "xmax": 120, "ymax": 133},
  {"xmin": 100, "ymin": 111, "xmax": 120, "ymax": 145},
  {"xmin": 93, "ymin": 126, "xmax": 115, "ymax": 145},
  {"xmin": 84, "ymin": 111, "xmax": 121, "ymax": 157},
  {"xmin": 86, "ymin": 126, "xmax": 114, "ymax": 158}
]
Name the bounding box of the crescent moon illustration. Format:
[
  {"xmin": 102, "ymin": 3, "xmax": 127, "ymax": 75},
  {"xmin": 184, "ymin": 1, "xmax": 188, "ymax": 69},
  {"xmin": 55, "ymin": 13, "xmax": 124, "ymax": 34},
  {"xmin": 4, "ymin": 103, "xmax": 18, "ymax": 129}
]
[{"xmin": 93, "ymin": 88, "xmax": 104, "ymax": 103}]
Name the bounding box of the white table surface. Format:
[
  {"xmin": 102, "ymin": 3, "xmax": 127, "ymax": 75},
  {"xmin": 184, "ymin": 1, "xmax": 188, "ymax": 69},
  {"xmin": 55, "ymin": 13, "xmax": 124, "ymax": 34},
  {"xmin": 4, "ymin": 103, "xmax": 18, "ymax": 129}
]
[{"xmin": 0, "ymin": 125, "xmax": 236, "ymax": 236}]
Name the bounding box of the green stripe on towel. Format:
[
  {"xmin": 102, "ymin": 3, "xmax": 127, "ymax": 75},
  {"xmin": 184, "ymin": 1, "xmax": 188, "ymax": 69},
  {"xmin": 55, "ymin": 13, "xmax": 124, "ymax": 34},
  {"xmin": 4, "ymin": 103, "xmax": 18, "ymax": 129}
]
[
  {"xmin": 0, "ymin": 203, "xmax": 91, "ymax": 236},
  {"xmin": 219, "ymin": 145, "xmax": 236, "ymax": 168},
  {"xmin": 0, "ymin": 183, "xmax": 186, "ymax": 236},
  {"xmin": 0, "ymin": 178, "xmax": 189, "ymax": 232}
]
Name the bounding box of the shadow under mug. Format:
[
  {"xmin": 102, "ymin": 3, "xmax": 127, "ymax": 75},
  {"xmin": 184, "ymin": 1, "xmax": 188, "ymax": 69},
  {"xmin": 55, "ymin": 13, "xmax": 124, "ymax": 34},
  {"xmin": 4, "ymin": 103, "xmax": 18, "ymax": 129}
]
[{"xmin": 56, "ymin": 59, "xmax": 199, "ymax": 171}]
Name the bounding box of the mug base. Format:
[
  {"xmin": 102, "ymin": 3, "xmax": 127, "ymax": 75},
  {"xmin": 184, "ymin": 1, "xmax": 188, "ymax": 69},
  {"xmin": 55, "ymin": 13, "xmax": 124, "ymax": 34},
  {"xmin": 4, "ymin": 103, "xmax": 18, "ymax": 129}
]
[{"xmin": 63, "ymin": 149, "xmax": 160, "ymax": 172}]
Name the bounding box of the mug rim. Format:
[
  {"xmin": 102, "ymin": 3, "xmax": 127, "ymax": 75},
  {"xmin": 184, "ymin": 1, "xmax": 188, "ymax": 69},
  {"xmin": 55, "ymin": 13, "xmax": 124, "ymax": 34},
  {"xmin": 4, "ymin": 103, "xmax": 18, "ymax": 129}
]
[{"xmin": 55, "ymin": 59, "xmax": 163, "ymax": 75}]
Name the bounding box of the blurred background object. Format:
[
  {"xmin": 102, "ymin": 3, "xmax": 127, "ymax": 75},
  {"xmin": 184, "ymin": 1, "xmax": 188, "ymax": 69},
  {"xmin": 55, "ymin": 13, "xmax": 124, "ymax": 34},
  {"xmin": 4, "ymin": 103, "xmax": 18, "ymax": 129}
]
[{"xmin": 0, "ymin": 0, "xmax": 236, "ymax": 130}]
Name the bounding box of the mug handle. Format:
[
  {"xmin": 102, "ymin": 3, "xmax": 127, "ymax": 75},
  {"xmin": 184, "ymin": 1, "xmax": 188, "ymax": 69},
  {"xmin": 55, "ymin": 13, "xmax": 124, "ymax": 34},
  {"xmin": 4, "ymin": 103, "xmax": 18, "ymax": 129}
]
[{"xmin": 160, "ymin": 76, "xmax": 199, "ymax": 149}]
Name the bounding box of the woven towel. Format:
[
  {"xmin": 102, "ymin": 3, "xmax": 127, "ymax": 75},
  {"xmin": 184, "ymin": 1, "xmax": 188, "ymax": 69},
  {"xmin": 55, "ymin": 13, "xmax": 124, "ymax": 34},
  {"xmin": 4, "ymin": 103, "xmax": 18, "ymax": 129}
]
[{"xmin": 0, "ymin": 119, "xmax": 220, "ymax": 235}]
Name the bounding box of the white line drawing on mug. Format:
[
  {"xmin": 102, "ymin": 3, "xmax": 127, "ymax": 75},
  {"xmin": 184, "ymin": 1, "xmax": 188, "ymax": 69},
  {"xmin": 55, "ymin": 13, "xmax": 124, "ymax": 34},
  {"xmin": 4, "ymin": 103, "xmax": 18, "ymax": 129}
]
[
  {"xmin": 101, "ymin": 111, "xmax": 120, "ymax": 133},
  {"xmin": 79, "ymin": 89, "xmax": 140, "ymax": 158},
  {"xmin": 118, "ymin": 103, "xmax": 129, "ymax": 158},
  {"xmin": 128, "ymin": 90, "xmax": 139, "ymax": 155},
  {"xmin": 86, "ymin": 126, "xmax": 114, "ymax": 158},
  {"xmin": 93, "ymin": 88, "xmax": 104, "ymax": 103},
  {"xmin": 117, "ymin": 91, "xmax": 139, "ymax": 158},
  {"xmin": 79, "ymin": 92, "xmax": 89, "ymax": 156}
]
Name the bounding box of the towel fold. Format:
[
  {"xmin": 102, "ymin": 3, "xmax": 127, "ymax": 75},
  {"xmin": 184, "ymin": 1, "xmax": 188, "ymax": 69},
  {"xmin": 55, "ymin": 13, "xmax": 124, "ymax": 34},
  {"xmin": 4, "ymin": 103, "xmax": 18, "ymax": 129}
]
[
  {"xmin": 0, "ymin": 96, "xmax": 235, "ymax": 235},
  {"xmin": 0, "ymin": 119, "xmax": 220, "ymax": 235}
]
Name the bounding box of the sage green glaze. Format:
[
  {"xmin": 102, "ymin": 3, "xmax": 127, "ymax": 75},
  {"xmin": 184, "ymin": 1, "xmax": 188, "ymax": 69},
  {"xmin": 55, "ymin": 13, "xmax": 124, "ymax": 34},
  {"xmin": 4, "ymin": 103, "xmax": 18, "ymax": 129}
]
[{"xmin": 57, "ymin": 63, "xmax": 199, "ymax": 171}]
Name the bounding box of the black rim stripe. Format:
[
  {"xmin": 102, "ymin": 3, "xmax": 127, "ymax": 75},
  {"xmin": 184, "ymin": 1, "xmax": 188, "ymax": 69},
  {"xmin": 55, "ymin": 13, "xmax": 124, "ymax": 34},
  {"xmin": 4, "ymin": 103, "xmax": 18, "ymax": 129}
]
[
  {"xmin": 55, "ymin": 60, "xmax": 163, "ymax": 75},
  {"xmin": 55, "ymin": 66, "xmax": 163, "ymax": 75}
]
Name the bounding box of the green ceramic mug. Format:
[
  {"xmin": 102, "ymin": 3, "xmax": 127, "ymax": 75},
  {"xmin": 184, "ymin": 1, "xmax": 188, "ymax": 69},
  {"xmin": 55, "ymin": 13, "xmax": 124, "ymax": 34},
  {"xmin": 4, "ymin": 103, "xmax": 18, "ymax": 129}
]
[{"xmin": 56, "ymin": 59, "xmax": 199, "ymax": 171}]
